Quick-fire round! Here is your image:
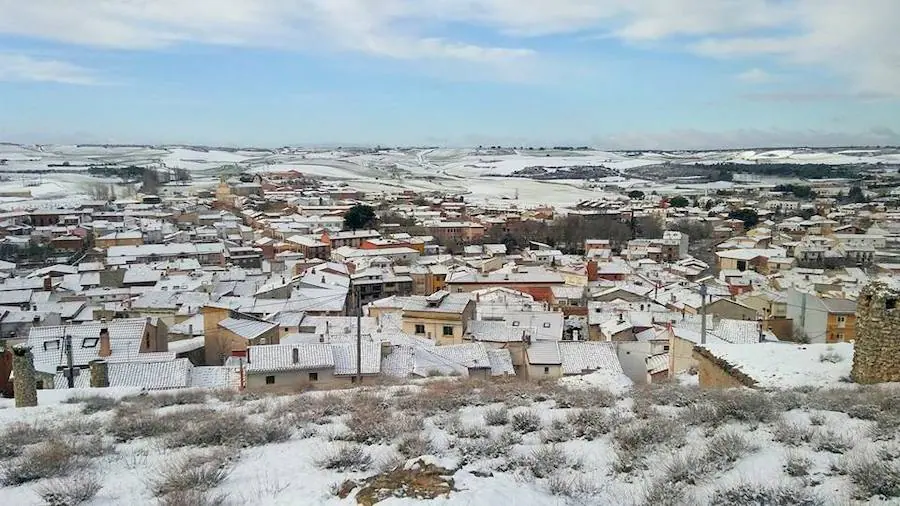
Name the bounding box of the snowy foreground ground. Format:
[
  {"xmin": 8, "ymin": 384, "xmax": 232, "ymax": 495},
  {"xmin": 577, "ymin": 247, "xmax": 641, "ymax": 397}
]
[{"xmin": 1, "ymin": 378, "xmax": 899, "ymax": 506}]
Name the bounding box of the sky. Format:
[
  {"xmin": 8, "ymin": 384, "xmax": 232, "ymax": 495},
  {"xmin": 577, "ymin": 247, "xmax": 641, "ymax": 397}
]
[{"xmin": 1, "ymin": 0, "xmax": 900, "ymax": 149}]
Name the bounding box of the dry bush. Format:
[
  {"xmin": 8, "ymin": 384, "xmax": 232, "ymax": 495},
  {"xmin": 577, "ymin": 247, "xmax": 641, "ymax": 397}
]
[
  {"xmin": 343, "ymin": 395, "xmax": 422, "ymax": 444},
  {"xmin": 2, "ymin": 440, "xmax": 80, "ymax": 486},
  {"xmin": 0, "ymin": 423, "xmax": 52, "ymax": 458},
  {"xmin": 447, "ymin": 416, "xmax": 489, "ymax": 440},
  {"xmin": 546, "ymin": 474, "xmax": 604, "ymax": 500},
  {"xmin": 614, "ymin": 415, "xmax": 686, "ymax": 454},
  {"xmin": 707, "ymin": 432, "xmax": 758, "ymax": 465},
  {"xmin": 37, "ymin": 474, "xmax": 102, "ymax": 506},
  {"xmin": 784, "ymin": 451, "xmax": 812, "ymax": 477},
  {"xmin": 271, "ymin": 392, "xmax": 350, "ymax": 425},
  {"xmin": 844, "ymin": 452, "xmax": 900, "ymax": 500},
  {"xmin": 510, "ymin": 411, "xmax": 542, "ymax": 433},
  {"xmin": 457, "ymin": 430, "xmax": 520, "ymax": 464},
  {"xmin": 550, "ymin": 386, "xmax": 616, "ymax": 409},
  {"xmin": 819, "ymin": 351, "xmax": 843, "ymax": 363},
  {"xmin": 483, "ymin": 407, "xmax": 509, "ymax": 426},
  {"xmin": 664, "ymin": 450, "xmax": 711, "ymax": 485},
  {"xmin": 64, "ymin": 394, "xmax": 118, "ymax": 414},
  {"xmin": 635, "ymin": 382, "xmax": 704, "ymax": 408},
  {"xmin": 318, "ymin": 445, "xmax": 373, "ymax": 472},
  {"xmin": 165, "ymin": 412, "xmax": 291, "ymax": 449},
  {"xmin": 704, "ymin": 389, "xmax": 778, "ymax": 426},
  {"xmin": 567, "ymin": 408, "xmax": 618, "ymax": 441},
  {"xmin": 642, "ymin": 480, "xmax": 691, "ymax": 506},
  {"xmin": 771, "ymin": 420, "xmax": 815, "ymax": 446},
  {"xmin": 540, "ymin": 419, "xmax": 576, "ymax": 444},
  {"xmin": 151, "ymin": 451, "xmax": 231, "ymax": 498},
  {"xmin": 872, "ymin": 412, "xmax": 900, "ymax": 441},
  {"xmin": 814, "ymin": 430, "xmax": 853, "ymax": 454},
  {"xmin": 808, "ymin": 412, "xmax": 826, "ymax": 426},
  {"xmin": 396, "ymin": 435, "xmax": 436, "ymax": 459},
  {"xmin": 108, "ymin": 406, "xmax": 213, "ymax": 443},
  {"xmin": 812, "ymin": 387, "xmax": 900, "ymax": 422},
  {"xmin": 394, "ymin": 379, "xmax": 485, "ymax": 415},
  {"xmin": 158, "ymin": 490, "xmax": 229, "ymax": 506},
  {"xmin": 708, "ymin": 482, "xmax": 824, "ymax": 506},
  {"xmin": 525, "ymin": 445, "xmax": 577, "ymax": 478}
]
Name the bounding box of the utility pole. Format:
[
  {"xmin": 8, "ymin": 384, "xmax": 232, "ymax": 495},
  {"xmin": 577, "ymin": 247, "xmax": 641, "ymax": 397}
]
[
  {"xmin": 758, "ymin": 317, "xmax": 765, "ymax": 343},
  {"xmin": 699, "ymin": 284, "xmax": 708, "ymax": 345},
  {"xmin": 64, "ymin": 333, "xmax": 75, "ymax": 388},
  {"xmin": 799, "ymin": 290, "xmax": 807, "ymax": 330},
  {"xmin": 355, "ymin": 285, "xmax": 362, "ymax": 385}
]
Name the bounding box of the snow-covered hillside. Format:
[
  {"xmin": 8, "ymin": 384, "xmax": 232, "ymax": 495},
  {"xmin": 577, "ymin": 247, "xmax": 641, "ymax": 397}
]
[{"xmin": 1, "ymin": 379, "xmax": 898, "ymax": 506}]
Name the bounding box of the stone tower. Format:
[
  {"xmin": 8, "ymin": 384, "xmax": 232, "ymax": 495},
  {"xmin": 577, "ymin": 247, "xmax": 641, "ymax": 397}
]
[{"xmin": 852, "ymin": 279, "xmax": 900, "ymax": 384}]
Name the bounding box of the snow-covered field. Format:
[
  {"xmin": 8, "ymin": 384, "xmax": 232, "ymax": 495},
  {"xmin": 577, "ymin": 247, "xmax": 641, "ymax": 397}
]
[
  {"xmin": 1, "ymin": 378, "xmax": 898, "ymax": 506},
  {"xmin": 2, "ymin": 144, "xmax": 899, "ymax": 209}
]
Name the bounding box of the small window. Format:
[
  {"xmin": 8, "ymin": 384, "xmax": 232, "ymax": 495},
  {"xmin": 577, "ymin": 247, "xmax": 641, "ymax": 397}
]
[
  {"xmin": 43, "ymin": 340, "xmax": 60, "ymax": 351},
  {"xmin": 512, "ymin": 321, "xmax": 520, "ymax": 327},
  {"xmin": 543, "ymin": 366, "xmax": 550, "ymax": 374},
  {"xmin": 265, "ymin": 375, "xmax": 275, "ymax": 385},
  {"xmin": 443, "ymin": 326, "xmax": 454, "ymax": 336},
  {"xmin": 308, "ymin": 372, "xmax": 319, "ymax": 382},
  {"xmin": 887, "ymin": 299, "xmax": 897, "ymax": 310},
  {"xmin": 837, "ymin": 316, "xmax": 846, "ymax": 323},
  {"xmin": 542, "ymin": 322, "xmax": 551, "ymax": 329},
  {"xmin": 414, "ymin": 324, "xmax": 425, "ymax": 335},
  {"xmin": 283, "ymin": 327, "xmax": 289, "ymax": 332},
  {"xmin": 81, "ymin": 337, "xmax": 99, "ymax": 348},
  {"xmin": 663, "ymin": 345, "xmax": 670, "ymax": 352}
]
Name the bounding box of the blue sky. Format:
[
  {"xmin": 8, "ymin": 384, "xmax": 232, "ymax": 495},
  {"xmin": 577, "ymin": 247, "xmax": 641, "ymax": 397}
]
[{"xmin": 1, "ymin": 0, "xmax": 899, "ymax": 149}]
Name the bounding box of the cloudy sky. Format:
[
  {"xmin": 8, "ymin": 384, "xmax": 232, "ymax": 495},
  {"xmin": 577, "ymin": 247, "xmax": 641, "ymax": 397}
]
[{"xmin": 1, "ymin": 0, "xmax": 899, "ymax": 149}]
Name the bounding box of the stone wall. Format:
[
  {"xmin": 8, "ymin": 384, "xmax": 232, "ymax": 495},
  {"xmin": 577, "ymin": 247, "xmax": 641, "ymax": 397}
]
[
  {"xmin": 693, "ymin": 347, "xmax": 755, "ymax": 389},
  {"xmin": 851, "ymin": 281, "xmax": 900, "ymax": 384},
  {"xmin": 12, "ymin": 345, "xmax": 37, "ymax": 407}
]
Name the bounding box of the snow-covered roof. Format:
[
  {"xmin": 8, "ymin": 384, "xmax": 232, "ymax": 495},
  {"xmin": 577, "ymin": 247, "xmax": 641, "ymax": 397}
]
[
  {"xmin": 246, "ymin": 343, "xmax": 335, "ymax": 373},
  {"xmin": 330, "ymin": 342, "xmax": 381, "ymax": 376},
  {"xmin": 53, "ymin": 358, "xmax": 192, "ymax": 390},
  {"xmin": 218, "ymin": 318, "xmax": 276, "ymax": 340},
  {"xmin": 28, "ymin": 318, "xmax": 149, "ymax": 374},
  {"xmin": 558, "ymin": 341, "xmax": 623, "ymax": 375},
  {"xmin": 699, "ymin": 342, "xmax": 854, "ymax": 388},
  {"xmin": 526, "ymin": 341, "xmax": 561, "ymax": 365}
]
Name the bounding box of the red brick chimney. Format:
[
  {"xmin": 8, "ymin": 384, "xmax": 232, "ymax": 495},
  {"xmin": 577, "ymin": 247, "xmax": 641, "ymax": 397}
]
[
  {"xmin": 99, "ymin": 323, "xmax": 111, "ymax": 358},
  {"xmin": 43, "ymin": 276, "xmax": 52, "ymax": 291},
  {"xmin": 586, "ymin": 260, "xmax": 599, "ymax": 282}
]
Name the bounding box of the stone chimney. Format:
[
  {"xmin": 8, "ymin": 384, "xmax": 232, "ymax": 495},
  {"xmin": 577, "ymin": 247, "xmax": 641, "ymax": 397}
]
[
  {"xmin": 89, "ymin": 360, "xmax": 109, "ymax": 388},
  {"xmin": 12, "ymin": 345, "xmax": 37, "ymax": 407},
  {"xmin": 99, "ymin": 323, "xmax": 111, "ymax": 358},
  {"xmin": 586, "ymin": 260, "xmax": 599, "ymax": 282},
  {"xmin": 43, "ymin": 276, "xmax": 52, "ymax": 291}
]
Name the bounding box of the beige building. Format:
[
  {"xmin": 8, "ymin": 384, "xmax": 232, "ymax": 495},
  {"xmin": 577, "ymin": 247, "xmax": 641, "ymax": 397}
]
[
  {"xmin": 400, "ymin": 291, "xmax": 475, "ymax": 345},
  {"xmin": 203, "ymin": 305, "xmax": 280, "ymax": 365}
]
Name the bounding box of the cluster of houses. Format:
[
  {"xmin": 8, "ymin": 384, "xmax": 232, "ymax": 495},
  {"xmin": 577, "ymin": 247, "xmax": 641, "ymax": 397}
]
[{"xmin": 1, "ymin": 172, "xmax": 899, "ymax": 395}]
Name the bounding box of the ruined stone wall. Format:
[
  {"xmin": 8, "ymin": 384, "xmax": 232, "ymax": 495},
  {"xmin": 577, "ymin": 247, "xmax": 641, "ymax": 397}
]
[
  {"xmin": 851, "ymin": 281, "xmax": 900, "ymax": 384},
  {"xmin": 12, "ymin": 345, "xmax": 37, "ymax": 407}
]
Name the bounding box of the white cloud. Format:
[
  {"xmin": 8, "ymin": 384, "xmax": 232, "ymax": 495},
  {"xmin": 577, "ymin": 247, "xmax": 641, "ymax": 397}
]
[
  {"xmin": 0, "ymin": 54, "xmax": 101, "ymax": 85},
  {"xmin": 0, "ymin": 1, "xmax": 898, "ymax": 93},
  {"xmin": 736, "ymin": 68, "xmax": 774, "ymax": 83}
]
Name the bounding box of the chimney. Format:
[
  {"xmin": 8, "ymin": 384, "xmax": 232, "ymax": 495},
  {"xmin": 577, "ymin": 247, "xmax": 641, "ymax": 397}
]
[
  {"xmin": 586, "ymin": 260, "xmax": 599, "ymax": 282},
  {"xmin": 12, "ymin": 345, "xmax": 37, "ymax": 407},
  {"xmin": 43, "ymin": 276, "xmax": 52, "ymax": 291},
  {"xmin": 188, "ymin": 324, "xmax": 193, "ymax": 336},
  {"xmin": 291, "ymin": 347, "xmax": 299, "ymax": 364},
  {"xmin": 99, "ymin": 323, "xmax": 111, "ymax": 358},
  {"xmin": 89, "ymin": 360, "xmax": 109, "ymax": 388}
]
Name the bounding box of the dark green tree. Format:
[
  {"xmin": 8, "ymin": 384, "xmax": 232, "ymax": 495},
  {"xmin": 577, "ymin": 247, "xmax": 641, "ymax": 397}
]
[
  {"xmin": 728, "ymin": 208, "xmax": 760, "ymax": 228},
  {"xmin": 669, "ymin": 196, "xmax": 690, "ymax": 208},
  {"xmin": 343, "ymin": 204, "xmax": 377, "ymax": 230},
  {"xmin": 627, "ymin": 190, "xmax": 645, "ymax": 200}
]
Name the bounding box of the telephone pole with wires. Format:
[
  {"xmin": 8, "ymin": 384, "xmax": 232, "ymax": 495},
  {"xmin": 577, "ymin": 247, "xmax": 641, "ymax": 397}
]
[{"xmin": 699, "ymin": 284, "xmax": 708, "ymax": 345}]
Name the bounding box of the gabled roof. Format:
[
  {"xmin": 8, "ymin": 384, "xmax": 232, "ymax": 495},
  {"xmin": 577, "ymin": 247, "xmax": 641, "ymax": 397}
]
[
  {"xmin": 54, "ymin": 358, "xmax": 192, "ymax": 390},
  {"xmin": 331, "ymin": 342, "xmax": 381, "ymax": 376},
  {"xmin": 245, "ymin": 343, "xmax": 335, "ymax": 373},
  {"xmin": 218, "ymin": 318, "xmax": 277, "ymax": 340},
  {"xmin": 28, "ymin": 318, "xmax": 149, "ymax": 374},
  {"xmin": 526, "ymin": 340, "xmax": 561, "ymax": 365},
  {"xmin": 559, "ymin": 341, "xmax": 623, "ymax": 375}
]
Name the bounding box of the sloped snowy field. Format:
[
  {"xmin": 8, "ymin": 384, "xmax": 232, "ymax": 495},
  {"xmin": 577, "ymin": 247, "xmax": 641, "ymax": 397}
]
[{"xmin": 1, "ymin": 378, "xmax": 899, "ymax": 506}]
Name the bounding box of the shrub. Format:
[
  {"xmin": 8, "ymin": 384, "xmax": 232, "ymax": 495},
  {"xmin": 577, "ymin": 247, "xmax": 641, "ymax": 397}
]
[
  {"xmin": 483, "ymin": 407, "xmax": 509, "ymax": 426},
  {"xmin": 318, "ymin": 445, "xmax": 372, "ymax": 472},
  {"xmin": 552, "ymin": 386, "xmax": 616, "ymax": 409},
  {"xmin": 614, "ymin": 416, "xmax": 686, "ymax": 453},
  {"xmin": 65, "ymin": 395, "xmax": 118, "ymax": 415},
  {"xmin": 784, "ymin": 451, "xmax": 812, "ymax": 477},
  {"xmin": 705, "ymin": 389, "xmax": 777, "ymax": 425},
  {"xmin": 344, "ymin": 400, "xmax": 421, "ymax": 444},
  {"xmin": 272, "ymin": 392, "xmax": 350, "ymax": 425},
  {"xmin": 643, "ymin": 480, "xmax": 690, "ymax": 506},
  {"xmin": 808, "ymin": 412, "xmax": 826, "ymax": 426},
  {"xmin": 707, "ymin": 432, "xmax": 758, "ymax": 465},
  {"xmin": 844, "ymin": 453, "xmax": 900, "ymax": 499},
  {"xmin": 510, "ymin": 411, "xmax": 541, "ymax": 433},
  {"xmin": 546, "ymin": 474, "xmax": 603, "ymax": 499},
  {"xmin": 709, "ymin": 483, "xmax": 823, "ymax": 506},
  {"xmin": 457, "ymin": 430, "xmax": 520, "ymax": 464},
  {"xmin": 166, "ymin": 413, "xmax": 291, "ymax": 449},
  {"xmin": 540, "ymin": 419, "xmax": 576, "ymax": 444},
  {"xmin": 158, "ymin": 491, "xmax": 229, "ymax": 506},
  {"xmin": 396, "ymin": 435, "xmax": 435, "ymax": 459},
  {"xmin": 2, "ymin": 440, "xmax": 79, "ymax": 486},
  {"xmin": 0, "ymin": 423, "xmax": 51, "ymax": 458},
  {"xmin": 567, "ymin": 409, "xmax": 617, "ymax": 440},
  {"xmin": 814, "ymin": 430, "xmax": 853, "ymax": 454},
  {"xmin": 525, "ymin": 445, "xmax": 575, "ymax": 478},
  {"xmin": 771, "ymin": 420, "xmax": 814, "ymax": 446},
  {"xmin": 151, "ymin": 451, "xmax": 231, "ymax": 497},
  {"xmin": 819, "ymin": 351, "xmax": 843, "ymax": 363},
  {"xmin": 636, "ymin": 382, "xmax": 703, "ymax": 408},
  {"xmin": 871, "ymin": 412, "xmax": 900, "ymax": 441},
  {"xmin": 664, "ymin": 451, "xmax": 711, "ymax": 485},
  {"xmin": 123, "ymin": 391, "xmax": 208, "ymax": 408},
  {"xmin": 37, "ymin": 474, "xmax": 102, "ymax": 506},
  {"xmin": 108, "ymin": 406, "xmax": 182, "ymax": 442}
]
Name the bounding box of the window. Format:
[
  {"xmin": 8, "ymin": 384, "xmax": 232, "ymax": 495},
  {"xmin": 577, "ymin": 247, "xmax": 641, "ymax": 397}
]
[
  {"xmin": 543, "ymin": 367, "xmax": 550, "ymax": 374},
  {"xmin": 837, "ymin": 332, "xmax": 845, "ymax": 341},
  {"xmin": 836, "ymin": 316, "xmax": 846, "ymax": 323},
  {"xmin": 284, "ymin": 327, "xmax": 289, "ymax": 332},
  {"xmin": 542, "ymin": 322, "xmax": 551, "ymax": 329},
  {"xmin": 265, "ymin": 375, "xmax": 275, "ymax": 385},
  {"xmin": 308, "ymin": 372, "xmax": 319, "ymax": 382},
  {"xmin": 414, "ymin": 324, "xmax": 425, "ymax": 335},
  {"xmin": 512, "ymin": 321, "xmax": 520, "ymax": 327},
  {"xmin": 43, "ymin": 340, "xmax": 60, "ymax": 351},
  {"xmin": 443, "ymin": 326, "xmax": 454, "ymax": 336},
  {"xmin": 81, "ymin": 337, "xmax": 98, "ymax": 348},
  {"xmin": 664, "ymin": 345, "xmax": 670, "ymax": 352}
]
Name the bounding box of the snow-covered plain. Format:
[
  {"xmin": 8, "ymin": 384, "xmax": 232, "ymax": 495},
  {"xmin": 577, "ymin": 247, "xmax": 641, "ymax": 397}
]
[
  {"xmin": 1, "ymin": 378, "xmax": 899, "ymax": 506},
  {"xmin": 2, "ymin": 144, "xmax": 899, "ymax": 209}
]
